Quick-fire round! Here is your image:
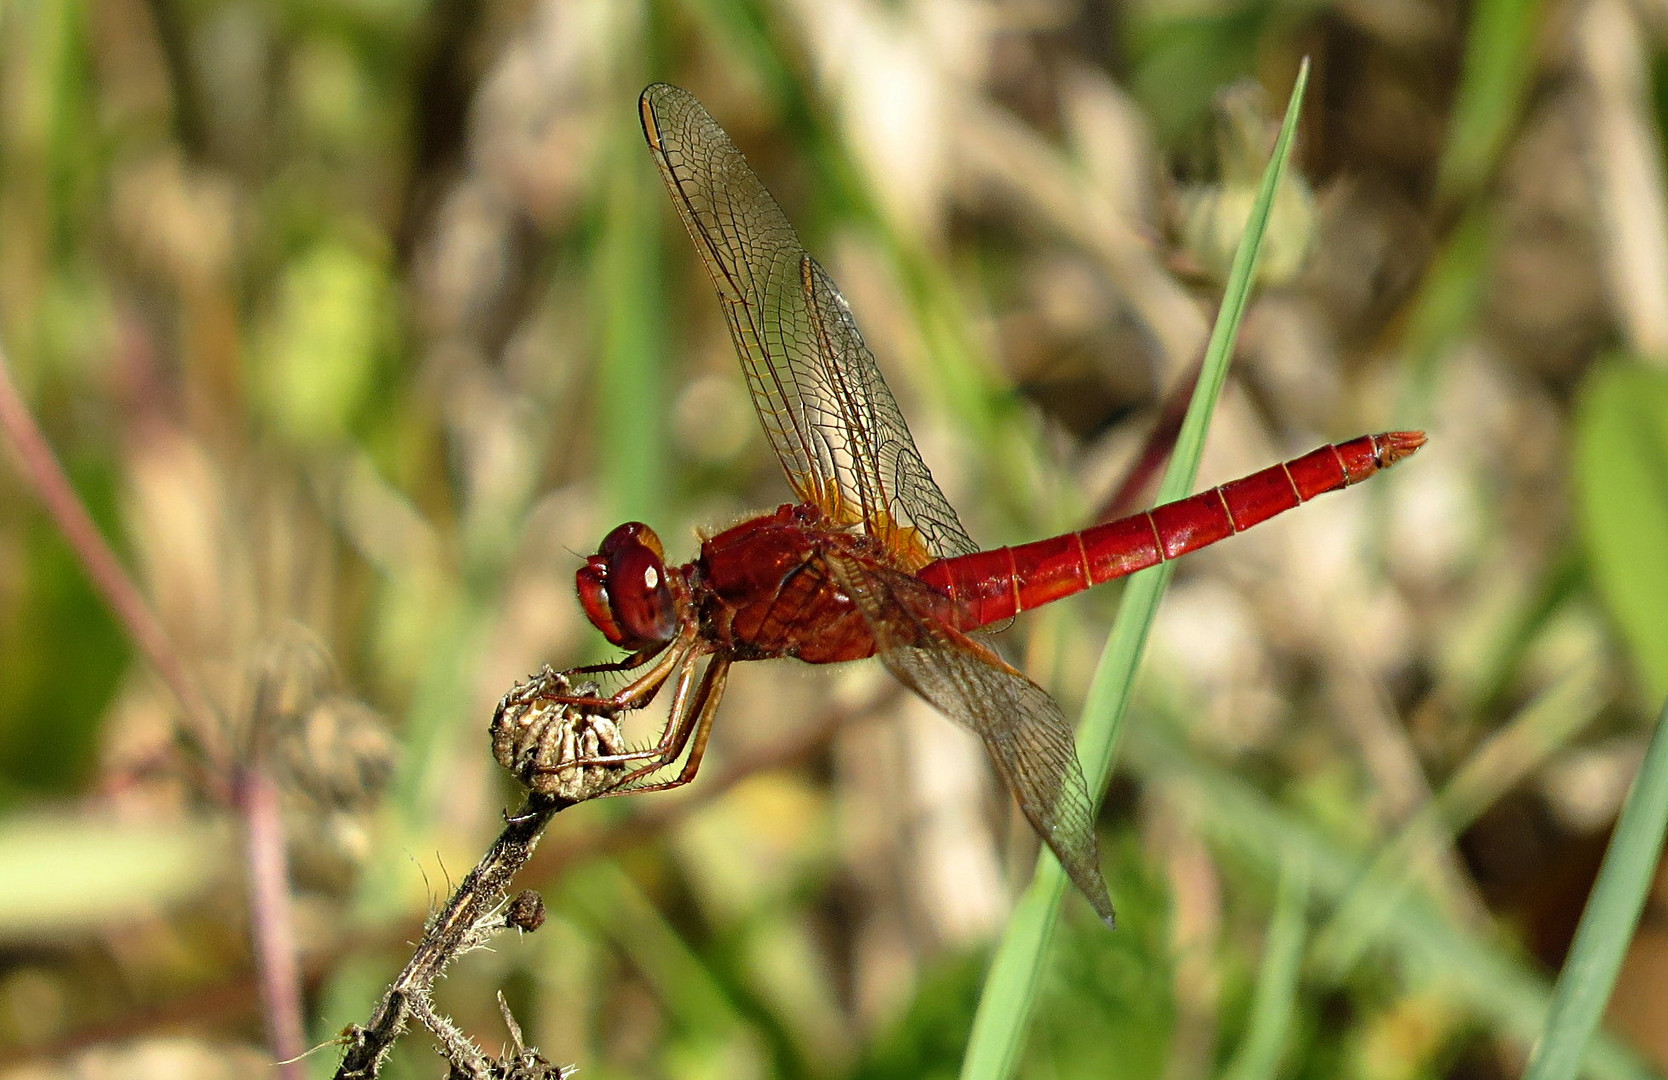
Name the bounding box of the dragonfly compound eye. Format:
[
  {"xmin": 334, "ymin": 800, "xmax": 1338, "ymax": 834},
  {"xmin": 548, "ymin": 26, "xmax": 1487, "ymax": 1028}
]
[
  {"xmin": 575, "ymin": 557, "xmax": 624, "ymax": 646},
  {"xmin": 599, "ymin": 521, "xmax": 665, "ymax": 561},
  {"xmin": 577, "ymin": 523, "xmax": 677, "ymax": 651}
]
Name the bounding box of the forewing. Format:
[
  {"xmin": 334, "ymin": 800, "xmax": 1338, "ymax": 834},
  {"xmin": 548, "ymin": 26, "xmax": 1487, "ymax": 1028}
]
[
  {"xmin": 802, "ymin": 257, "xmax": 978, "ymax": 563},
  {"xmin": 640, "ymin": 83, "xmax": 838, "ymax": 512},
  {"xmin": 641, "ymin": 83, "xmax": 976, "ymax": 562},
  {"xmin": 825, "ymin": 554, "xmax": 1115, "ymax": 925}
]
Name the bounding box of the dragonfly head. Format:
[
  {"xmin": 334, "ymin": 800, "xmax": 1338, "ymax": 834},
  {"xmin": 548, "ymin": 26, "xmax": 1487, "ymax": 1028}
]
[{"xmin": 577, "ymin": 522, "xmax": 679, "ymax": 652}]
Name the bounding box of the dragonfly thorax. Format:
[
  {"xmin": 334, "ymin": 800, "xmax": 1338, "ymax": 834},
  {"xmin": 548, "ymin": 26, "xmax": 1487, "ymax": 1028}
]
[{"xmin": 577, "ymin": 522, "xmax": 681, "ymax": 652}]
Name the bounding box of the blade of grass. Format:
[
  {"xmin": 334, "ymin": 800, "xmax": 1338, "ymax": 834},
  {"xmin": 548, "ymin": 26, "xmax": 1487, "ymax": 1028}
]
[
  {"xmin": 597, "ymin": 97, "xmax": 667, "ymax": 527},
  {"xmin": 1523, "ymin": 692, "xmax": 1668, "ymax": 1080},
  {"xmin": 1436, "ymin": 0, "xmax": 1550, "ymax": 203},
  {"xmin": 562, "ymin": 862, "xmax": 758, "ymax": 1055},
  {"xmin": 958, "ymin": 59, "xmax": 1312, "ymax": 1080},
  {"xmin": 1312, "ymin": 660, "xmax": 1608, "ymax": 976},
  {"xmin": 1127, "ymin": 716, "xmax": 1655, "ymax": 1080},
  {"xmin": 1221, "ymin": 859, "xmax": 1308, "ymax": 1080}
]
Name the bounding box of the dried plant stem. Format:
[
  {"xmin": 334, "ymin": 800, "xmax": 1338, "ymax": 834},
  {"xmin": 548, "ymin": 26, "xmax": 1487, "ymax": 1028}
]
[
  {"xmin": 333, "ymin": 792, "xmax": 570, "ymax": 1080},
  {"xmin": 0, "ymin": 339, "xmax": 305, "ymax": 1072},
  {"xmin": 406, "ymin": 996, "xmax": 493, "ymax": 1076}
]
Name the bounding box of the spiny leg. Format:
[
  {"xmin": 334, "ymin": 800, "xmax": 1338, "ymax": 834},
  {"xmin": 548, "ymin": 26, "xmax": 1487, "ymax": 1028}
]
[
  {"xmin": 530, "ymin": 645, "xmax": 708, "ymax": 781},
  {"xmin": 591, "ymin": 658, "xmax": 715, "ymax": 794},
  {"xmin": 598, "ymin": 656, "xmax": 731, "ymax": 798},
  {"xmin": 565, "ymin": 644, "xmax": 664, "ymax": 678},
  {"xmin": 538, "ymin": 630, "xmax": 693, "ymax": 714}
]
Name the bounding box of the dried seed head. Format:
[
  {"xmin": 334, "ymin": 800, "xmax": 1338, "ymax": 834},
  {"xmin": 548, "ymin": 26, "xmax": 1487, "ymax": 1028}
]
[
  {"xmin": 490, "ymin": 666, "xmax": 630, "ymax": 802},
  {"xmin": 505, "ymin": 889, "xmax": 546, "ymax": 933}
]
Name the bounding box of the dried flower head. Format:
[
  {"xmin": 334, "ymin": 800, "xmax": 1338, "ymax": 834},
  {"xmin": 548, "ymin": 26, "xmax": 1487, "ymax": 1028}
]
[{"xmin": 490, "ymin": 667, "xmax": 629, "ymax": 802}]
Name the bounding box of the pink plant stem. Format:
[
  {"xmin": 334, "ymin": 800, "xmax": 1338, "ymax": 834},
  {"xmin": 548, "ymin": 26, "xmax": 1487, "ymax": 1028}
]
[
  {"xmin": 0, "ymin": 338, "xmax": 307, "ymax": 1069},
  {"xmin": 241, "ymin": 768, "xmax": 307, "ymax": 1077},
  {"xmin": 1096, "ymin": 354, "xmax": 1202, "ymax": 523},
  {"xmin": 0, "ymin": 342, "xmax": 222, "ymax": 759}
]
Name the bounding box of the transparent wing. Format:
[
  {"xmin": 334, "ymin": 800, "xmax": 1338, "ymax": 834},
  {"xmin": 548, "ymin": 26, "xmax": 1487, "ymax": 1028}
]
[
  {"xmin": 824, "ymin": 553, "xmax": 1115, "ymax": 924},
  {"xmin": 640, "ymin": 83, "xmax": 976, "ymax": 564},
  {"xmin": 801, "ymin": 257, "xmax": 978, "ymax": 562}
]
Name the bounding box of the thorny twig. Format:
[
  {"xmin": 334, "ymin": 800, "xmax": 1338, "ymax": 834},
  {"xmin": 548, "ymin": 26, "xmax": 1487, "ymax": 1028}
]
[
  {"xmin": 332, "ymin": 791, "xmax": 567, "ymax": 1079},
  {"xmin": 0, "ymin": 338, "xmax": 307, "ymax": 1077},
  {"xmin": 410, "ymin": 993, "xmax": 571, "ymax": 1080},
  {"xmin": 490, "ymin": 992, "xmax": 571, "ymax": 1080},
  {"xmin": 334, "ymin": 669, "xmax": 625, "ymax": 1079}
]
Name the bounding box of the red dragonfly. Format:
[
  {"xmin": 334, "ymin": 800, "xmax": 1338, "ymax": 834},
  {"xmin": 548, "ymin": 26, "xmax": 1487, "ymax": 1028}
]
[{"xmin": 552, "ymin": 83, "xmax": 1423, "ymax": 925}]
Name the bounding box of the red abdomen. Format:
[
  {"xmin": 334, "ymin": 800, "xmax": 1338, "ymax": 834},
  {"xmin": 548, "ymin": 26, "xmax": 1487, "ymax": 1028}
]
[{"xmin": 917, "ymin": 432, "xmax": 1425, "ymax": 632}]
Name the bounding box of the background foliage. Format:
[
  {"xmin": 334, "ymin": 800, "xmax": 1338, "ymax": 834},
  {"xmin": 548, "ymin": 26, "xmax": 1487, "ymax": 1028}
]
[{"xmin": 2, "ymin": 1, "xmax": 1667, "ymax": 1078}]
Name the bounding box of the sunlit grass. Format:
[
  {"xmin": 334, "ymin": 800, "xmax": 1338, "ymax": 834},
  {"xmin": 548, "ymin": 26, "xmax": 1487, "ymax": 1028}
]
[{"xmin": 1525, "ymin": 694, "xmax": 1668, "ymax": 1080}]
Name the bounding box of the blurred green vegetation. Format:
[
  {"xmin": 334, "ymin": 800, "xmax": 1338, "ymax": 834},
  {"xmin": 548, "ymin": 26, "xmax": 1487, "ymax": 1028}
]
[
  {"xmin": 3, "ymin": 1, "xmax": 1668, "ymax": 1079},
  {"xmin": 1576, "ymin": 358, "xmax": 1668, "ymax": 704}
]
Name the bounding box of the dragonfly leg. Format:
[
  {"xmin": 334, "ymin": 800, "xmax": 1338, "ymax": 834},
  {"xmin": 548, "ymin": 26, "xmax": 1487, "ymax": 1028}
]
[
  {"xmin": 565, "ymin": 645, "xmax": 663, "ymax": 678},
  {"xmin": 537, "ymin": 630, "xmax": 694, "ymax": 712},
  {"xmin": 597, "ymin": 656, "xmax": 730, "ymax": 797},
  {"xmin": 529, "ymin": 648, "xmax": 705, "ymax": 779}
]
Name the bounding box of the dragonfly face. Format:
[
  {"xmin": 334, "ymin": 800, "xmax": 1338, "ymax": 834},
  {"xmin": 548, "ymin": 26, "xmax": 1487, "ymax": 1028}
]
[{"xmin": 576, "ymin": 521, "xmax": 680, "ymax": 652}]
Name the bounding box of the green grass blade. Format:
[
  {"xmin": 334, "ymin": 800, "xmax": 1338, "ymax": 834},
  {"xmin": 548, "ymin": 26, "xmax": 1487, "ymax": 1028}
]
[
  {"xmin": 1221, "ymin": 860, "xmax": 1309, "ymax": 1080},
  {"xmin": 1575, "ymin": 356, "xmax": 1668, "ymax": 703},
  {"xmin": 1312, "ymin": 660, "xmax": 1608, "ymax": 976},
  {"xmin": 958, "ymin": 58, "xmax": 1312, "ymax": 1080},
  {"xmin": 596, "ymin": 111, "xmax": 667, "ymax": 527},
  {"xmin": 563, "ymin": 862, "xmax": 748, "ymax": 1036},
  {"xmin": 1436, "ymin": 0, "xmax": 1549, "ymax": 202},
  {"xmin": 1523, "ymin": 693, "xmax": 1668, "ymax": 1080},
  {"xmin": 1126, "ymin": 718, "xmax": 1655, "ymax": 1080}
]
